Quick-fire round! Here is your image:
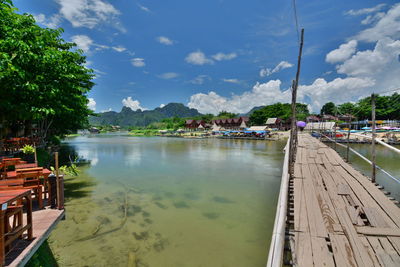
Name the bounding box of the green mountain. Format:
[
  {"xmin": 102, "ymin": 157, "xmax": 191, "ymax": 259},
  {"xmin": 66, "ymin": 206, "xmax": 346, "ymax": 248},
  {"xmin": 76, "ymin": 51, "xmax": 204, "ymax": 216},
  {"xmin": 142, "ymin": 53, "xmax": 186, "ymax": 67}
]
[
  {"xmin": 243, "ymin": 106, "xmax": 265, "ymax": 116},
  {"xmin": 89, "ymin": 103, "xmax": 202, "ymax": 127}
]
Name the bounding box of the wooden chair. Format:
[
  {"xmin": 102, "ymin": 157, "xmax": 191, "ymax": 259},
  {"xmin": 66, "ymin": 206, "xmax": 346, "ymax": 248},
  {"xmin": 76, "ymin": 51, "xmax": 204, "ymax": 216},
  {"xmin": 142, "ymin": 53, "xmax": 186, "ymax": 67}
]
[
  {"xmin": 4, "ymin": 204, "xmax": 24, "ymax": 252},
  {"xmin": 0, "ymin": 172, "xmax": 43, "ymax": 209}
]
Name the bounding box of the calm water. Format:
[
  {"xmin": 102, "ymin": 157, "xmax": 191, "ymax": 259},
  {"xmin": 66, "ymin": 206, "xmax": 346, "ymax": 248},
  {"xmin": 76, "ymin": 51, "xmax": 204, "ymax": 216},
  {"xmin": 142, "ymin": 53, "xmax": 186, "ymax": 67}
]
[
  {"xmin": 49, "ymin": 134, "xmax": 286, "ymax": 267},
  {"xmin": 327, "ymin": 143, "xmax": 400, "ymax": 200}
]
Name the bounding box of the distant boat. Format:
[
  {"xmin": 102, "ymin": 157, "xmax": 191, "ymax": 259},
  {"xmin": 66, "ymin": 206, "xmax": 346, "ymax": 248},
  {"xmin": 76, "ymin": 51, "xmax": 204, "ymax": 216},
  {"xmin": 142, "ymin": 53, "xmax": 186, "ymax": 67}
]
[{"xmin": 88, "ymin": 127, "xmax": 100, "ymax": 134}]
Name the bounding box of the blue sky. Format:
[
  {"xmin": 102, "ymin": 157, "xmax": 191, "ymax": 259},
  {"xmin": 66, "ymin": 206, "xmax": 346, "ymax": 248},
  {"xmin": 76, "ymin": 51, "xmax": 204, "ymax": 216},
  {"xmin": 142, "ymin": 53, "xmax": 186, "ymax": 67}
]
[{"xmin": 14, "ymin": 0, "xmax": 400, "ymax": 114}]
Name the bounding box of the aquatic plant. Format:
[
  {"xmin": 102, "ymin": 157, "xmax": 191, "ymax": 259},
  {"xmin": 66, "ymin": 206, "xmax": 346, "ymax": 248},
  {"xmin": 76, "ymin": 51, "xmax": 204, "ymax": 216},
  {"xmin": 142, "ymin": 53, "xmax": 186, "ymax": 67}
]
[
  {"xmin": 202, "ymin": 212, "xmax": 220, "ymax": 220},
  {"xmin": 173, "ymin": 201, "xmax": 190, "ymax": 208},
  {"xmin": 212, "ymin": 196, "xmax": 234, "ymax": 204},
  {"xmin": 154, "ymin": 202, "xmax": 168, "ymax": 209}
]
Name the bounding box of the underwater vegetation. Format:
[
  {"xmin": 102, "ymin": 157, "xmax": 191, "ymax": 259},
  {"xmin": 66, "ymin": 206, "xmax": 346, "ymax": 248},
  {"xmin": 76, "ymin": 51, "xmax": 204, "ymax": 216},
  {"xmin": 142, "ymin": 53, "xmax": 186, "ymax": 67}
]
[
  {"xmin": 212, "ymin": 196, "xmax": 235, "ymax": 204},
  {"xmin": 202, "ymin": 212, "xmax": 220, "ymax": 220},
  {"xmin": 173, "ymin": 201, "xmax": 190, "ymax": 208}
]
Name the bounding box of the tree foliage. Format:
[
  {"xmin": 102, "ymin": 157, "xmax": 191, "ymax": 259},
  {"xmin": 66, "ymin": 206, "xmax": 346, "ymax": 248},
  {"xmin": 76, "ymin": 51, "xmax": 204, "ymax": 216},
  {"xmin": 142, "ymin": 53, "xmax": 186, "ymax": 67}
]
[
  {"xmin": 249, "ymin": 102, "xmax": 309, "ymax": 125},
  {"xmin": 320, "ymin": 102, "xmax": 336, "ymax": 115},
  {"xmin": 0, "ymin": 0, "xmax": 94, "ymax": 141}
]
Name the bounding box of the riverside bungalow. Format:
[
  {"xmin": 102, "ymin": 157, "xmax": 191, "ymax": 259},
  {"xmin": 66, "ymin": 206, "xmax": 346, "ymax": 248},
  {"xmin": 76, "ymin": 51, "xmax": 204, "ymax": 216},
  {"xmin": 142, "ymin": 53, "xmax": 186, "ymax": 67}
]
[
  {"xmin": 184, "ymin": 120, "xmax": 206, "ymax": 131},
  {"xmin": 265, "ymin": 118, "xmax": 283, "ymax": 129},
  {"xmin": 212, "ymin": 117, "xmax": 249, "ymax": 130}
]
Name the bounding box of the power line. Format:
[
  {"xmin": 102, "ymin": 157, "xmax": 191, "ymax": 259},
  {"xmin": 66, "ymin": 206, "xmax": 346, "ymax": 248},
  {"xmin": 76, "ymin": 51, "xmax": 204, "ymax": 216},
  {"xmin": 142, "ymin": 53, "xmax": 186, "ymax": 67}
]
[
  {"xmin": 374, "ymin": 87, "xmax": 400, "ymax": 95},
  {"xmin": 292, "ymin": 0, "xmax": 300, "ymax": 44}
]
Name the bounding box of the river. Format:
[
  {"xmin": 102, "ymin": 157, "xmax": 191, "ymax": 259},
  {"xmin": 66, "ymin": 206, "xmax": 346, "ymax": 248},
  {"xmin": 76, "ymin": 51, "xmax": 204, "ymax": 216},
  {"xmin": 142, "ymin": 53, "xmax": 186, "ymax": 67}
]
[{"xmin": 48, "ymin": 133, "xmax": 286, "ymax": 266}]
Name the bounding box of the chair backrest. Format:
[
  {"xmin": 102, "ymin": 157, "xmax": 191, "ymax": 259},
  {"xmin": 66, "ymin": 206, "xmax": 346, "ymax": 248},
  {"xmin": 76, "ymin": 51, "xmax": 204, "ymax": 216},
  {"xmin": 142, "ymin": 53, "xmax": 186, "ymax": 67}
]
[
  {"xmin": 0, "ymin": 178, "xmax": 24, "ymax": 187},
  {"xmin": 16, "ymin": 167, "xmax": 43, "ymax": 173},
  {"xmin": 15, "ymin": 163, "xmax": 38, "ymax": 169}
]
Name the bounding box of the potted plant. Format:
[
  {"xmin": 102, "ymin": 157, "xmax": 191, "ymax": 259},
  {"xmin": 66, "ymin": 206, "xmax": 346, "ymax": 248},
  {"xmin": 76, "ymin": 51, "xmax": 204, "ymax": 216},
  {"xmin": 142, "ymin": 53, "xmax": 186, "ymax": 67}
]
[{"xmin": 21, "ymin": 145, "xmax": 35, "ymax": 163}]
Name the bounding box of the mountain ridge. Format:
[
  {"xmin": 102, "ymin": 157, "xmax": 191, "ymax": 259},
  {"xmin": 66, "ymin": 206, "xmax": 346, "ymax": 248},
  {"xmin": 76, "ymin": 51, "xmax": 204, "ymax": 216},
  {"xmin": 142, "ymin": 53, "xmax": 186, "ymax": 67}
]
[{"xmin": 89, "ymin": 103, "xmax": 202, "ymax": 127}]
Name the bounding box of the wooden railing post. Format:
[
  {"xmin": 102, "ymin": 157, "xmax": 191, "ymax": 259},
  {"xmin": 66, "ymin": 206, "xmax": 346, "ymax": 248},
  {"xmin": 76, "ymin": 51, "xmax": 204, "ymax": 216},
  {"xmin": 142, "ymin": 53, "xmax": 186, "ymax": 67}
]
[
  {"xmin": 58, "ymin": 175, "xmax": 64, "ymax": 210},
  {"xmin": 371, "ymin": 93, "xmax": 376, "ymax": 183},
  {"xmin": 346, "ymin": 121, "xmax": 351, "ymax": 162}
]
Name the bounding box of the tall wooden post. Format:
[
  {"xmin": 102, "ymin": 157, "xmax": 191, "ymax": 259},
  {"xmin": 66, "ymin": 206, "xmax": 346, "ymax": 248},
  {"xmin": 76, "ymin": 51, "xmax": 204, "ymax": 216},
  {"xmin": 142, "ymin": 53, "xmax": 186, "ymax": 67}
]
[
  {"xmin": 55, "ymin": 152, "xmax": 60, "ymax": 209},
  {"xmin": 288, "ymin": 28, "xmax": 304, "ymax": 176},
  {"xmin": 371, "ymin": 93, "xmax": 376, "ymax": 183},
  {"xmin": 346, "ymin": 120, "xmax": 351, "ymax": 162}
]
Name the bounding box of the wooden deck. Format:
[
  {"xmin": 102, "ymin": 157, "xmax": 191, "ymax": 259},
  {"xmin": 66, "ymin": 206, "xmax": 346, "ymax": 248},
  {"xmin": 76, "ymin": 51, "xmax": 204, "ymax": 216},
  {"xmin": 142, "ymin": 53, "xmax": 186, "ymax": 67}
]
[
  {"xmin": 5, "ymin": 208, "xmax": 65, "ymax": 267},
  {"xmin": 290, "ymin": 134, "xmax": 400, "ymax": 266}
]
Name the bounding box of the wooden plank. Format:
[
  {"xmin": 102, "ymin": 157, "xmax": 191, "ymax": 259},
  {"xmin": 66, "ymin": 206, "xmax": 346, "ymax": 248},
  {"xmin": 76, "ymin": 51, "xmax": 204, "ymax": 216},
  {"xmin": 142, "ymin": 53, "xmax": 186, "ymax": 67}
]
[
  {"xmin": 364, "ymin": 207, "xmax": 389, "ymax": 228},
  {"xmin": 337, "ymin": 183, "xmax": 351, "ymax": 195},
  {"xmin": 302, "ymin": 163, "xmax": 328, "ymax": 238},
  {"xmin": 359, "ymin": 237, "xmax": 382, "ymax": 267},
  {"xmin": 294, "ymin": 163, "xmax": 302, "ymax": 179},
  {"xmin": 379, "ymin": 237, "xmax": 400, "ymax": 265},
  {"xmin": 356, "ymin": 227, "xmax": 400, "ymax": 237},
  {"xmin": 294, "ymin": 178, "xmax": 305, "ymax": 232},
  {"xmin": 340, "ymin": 160, "xmax": 400, "ymax": 227},
  {"xmin": 346, "ymin": 206, "xmax": 360, "ymax": 225},
  {"xmin": 388, "ymin": 237, "xmax": 400, "ymax": 255},
  {"xmin": 295, "ymin": 232, "xmax": 314, "ymax": 267},
  {"xmin": 310, "ymin": 237, "xmax": 335, "ymax": 267},
  {"xmin": 336, "ymin": 208, "xmax": 374, "ymax": 266},
  {"xmin": 309, "ymin": 163, "xmax": 341, "ymax": 233},
  {"xmin": 330, "ymin": 234, "xmax": 358, "ymax": 267},
  {"xmin": 367, "ymin": 236, "xmax": 396, "ymax": 267}
]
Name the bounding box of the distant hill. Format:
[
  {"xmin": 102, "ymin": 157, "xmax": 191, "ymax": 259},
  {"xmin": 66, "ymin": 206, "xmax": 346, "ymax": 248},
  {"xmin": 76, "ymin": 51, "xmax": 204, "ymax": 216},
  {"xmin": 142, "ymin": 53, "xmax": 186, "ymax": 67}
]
[
  {"xmin": 242, "ymin": 106, "xmax": 265, "ymax": 116},
  {"xmin": 89, "ymin": 103, "xmax": 202, "ymax": 127}
]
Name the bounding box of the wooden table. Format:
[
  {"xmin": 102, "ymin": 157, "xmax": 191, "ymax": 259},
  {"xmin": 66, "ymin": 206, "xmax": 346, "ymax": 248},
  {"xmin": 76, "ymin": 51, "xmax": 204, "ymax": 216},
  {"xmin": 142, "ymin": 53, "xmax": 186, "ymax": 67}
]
[{"xmin": 0, "ymin": 189, "xmax": 32, "ymax": 266}]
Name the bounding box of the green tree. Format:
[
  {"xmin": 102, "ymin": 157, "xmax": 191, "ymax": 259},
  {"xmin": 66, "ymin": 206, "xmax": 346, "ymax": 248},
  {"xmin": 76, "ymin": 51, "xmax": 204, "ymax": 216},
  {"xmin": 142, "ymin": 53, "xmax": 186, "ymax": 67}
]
[
  {"xmin": 216, "ymin": 111, "xmax": 238, "ymax": 119},
  {"xmin": 337, "ymin": 102, "xmax": 355, "ymax": 115},
  {"xmin": 0, "ymin": 0, "xmax": 94, "ymax": 142},
  {"xmin": 320, "ymin": 102, "xmax": 336, "ymax": 115},
  {"xmin": 249, "ymin": 102, "xmax": 309, "ymax": 125}
]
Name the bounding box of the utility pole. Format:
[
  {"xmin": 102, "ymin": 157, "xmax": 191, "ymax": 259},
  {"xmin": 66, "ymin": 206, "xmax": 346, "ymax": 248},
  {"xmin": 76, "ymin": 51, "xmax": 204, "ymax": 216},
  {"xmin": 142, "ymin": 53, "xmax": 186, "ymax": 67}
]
[
  {"xmin": 371, "ymin": 93, "xmax": 376, "ymax": 183},
  {"xmin": 288, "ymin": 28, "xmax": 304, "ymax": 176}
]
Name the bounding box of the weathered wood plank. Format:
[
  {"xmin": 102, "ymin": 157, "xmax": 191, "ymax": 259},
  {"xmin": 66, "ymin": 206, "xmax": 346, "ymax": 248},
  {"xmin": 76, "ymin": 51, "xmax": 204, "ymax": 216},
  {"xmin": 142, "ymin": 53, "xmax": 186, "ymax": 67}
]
[
  {"xmin": 356, "ymin": 227, "xmax": 400, "ymax": 237},
  {"xmin": 367, "ymin": 236, "xmax": 396, "ymax": 267},
  {"xmin": 330, "ymin": 234, "xmax": 358, "ymax": 267},
  {"xmin": 311, "ymin": 237, "xmax": 335, "ymax": 267},
  {"xmin": 379, "ymin": 237, "xmax": 400, "ymax": 265}
]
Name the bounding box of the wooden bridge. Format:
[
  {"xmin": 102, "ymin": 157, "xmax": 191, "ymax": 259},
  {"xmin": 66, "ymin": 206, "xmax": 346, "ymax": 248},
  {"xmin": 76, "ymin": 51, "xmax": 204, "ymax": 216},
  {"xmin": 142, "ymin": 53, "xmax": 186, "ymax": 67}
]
[{"xmin": 268, "ymin": 134, "xmax": 400, "ymax": 267}]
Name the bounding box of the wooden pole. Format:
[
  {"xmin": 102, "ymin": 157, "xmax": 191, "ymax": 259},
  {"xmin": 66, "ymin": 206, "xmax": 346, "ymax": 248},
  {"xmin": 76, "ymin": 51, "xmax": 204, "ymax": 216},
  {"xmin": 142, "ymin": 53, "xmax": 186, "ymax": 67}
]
[
  {"xmin": 34, "ymin": 144, "xmax": 38, "ymax": 164},
  {"xmin": 288, "ymin": 28, "xmax": 304, "ymax": 176},
  {"xmin": 55, "ymin": 152, "xmax": 60, "ymax": 209},
  {"xmin": 346, "ymin": 120, "xmax": 351, "ymax": 162},
  {"xmin": 371, "ymin": 93, "xmax": 376, "ymax": 183}
]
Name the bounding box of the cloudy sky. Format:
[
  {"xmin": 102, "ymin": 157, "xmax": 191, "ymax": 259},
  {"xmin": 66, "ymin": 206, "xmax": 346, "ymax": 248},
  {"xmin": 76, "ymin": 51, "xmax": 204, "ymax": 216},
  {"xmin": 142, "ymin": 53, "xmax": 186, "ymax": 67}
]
[{"xmin": 14, "ymin": 0, "xmax": 400, "ymax": 114}]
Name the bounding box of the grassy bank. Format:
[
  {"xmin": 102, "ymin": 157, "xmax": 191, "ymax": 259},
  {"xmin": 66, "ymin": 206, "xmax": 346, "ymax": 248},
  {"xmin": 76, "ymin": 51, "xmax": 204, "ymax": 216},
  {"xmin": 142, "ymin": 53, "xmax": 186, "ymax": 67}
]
[
  {"xmin": 128, "ymin": 129, "xmax": 160, "ymax": 136},
  {"xmin": 25, "ymin": 241, "xmax": 58, "ymax": 267}
]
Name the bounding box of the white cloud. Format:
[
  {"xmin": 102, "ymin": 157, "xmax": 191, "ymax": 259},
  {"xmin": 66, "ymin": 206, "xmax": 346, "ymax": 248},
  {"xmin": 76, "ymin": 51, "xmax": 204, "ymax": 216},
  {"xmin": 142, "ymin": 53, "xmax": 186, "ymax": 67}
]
[
  {"xmin": 159, "ymin": 104, "xmax": 165, "ymax": 108},
  {"xmin": 259, "ymin": 61, "xmax": 293, "ymax": 77},
  {"xmin": 157, "ymin": 36, "xmax": 174, "ymax": 45},
  {"xmin": 189, "ymin": 75, "xmax": 211, "ymax": 85},
  {"xmin": 88, "ymin": 98, "xmax": 96, "ymax": 111},
  {"xmin": 212, "ymin": 52, "xmax": 237, "ymax": 61},
  {"xmin": 326, "ymin": 40, "xmax": 358, "ymax": 63},
  {"xmin": 33, "ymin": 13, "xmax": 62, "ymax": 28},
  {"xmin": 185, "ymin": 50, "xmax": 214, "ymax": 65},
  {"xmin": 112, "ymin": 46, "xmax": 126, "ymax": 52},
  {"xmin": 137, "ymin": 3, "xmax": 151, "ymax": 13},
  {"xmin": 56, "ymin": 0, "xmax": 125, "ymax": 31},
  {"xmin": 336, "ymin": 38, "xmax": 400, "ymax": 80},
  {"xmin": 188, "ymin": 80, "xmax": 291, "ymax": 114},
  {"xmin": 122, "ymin": 97, "xmax": 147, "ymax": 111},
  {"xmin": 345, "ymin": 3, "xmax": 386, "ymax": 16},
  {"xmin": 71, "ymin": 35, "xmax": 93, "ymax": 52},
  {"xmin": 131, "ymin": 58, "xmax": 145, "ymax": 67},
  {"xmin": 101, "ymin": 108, "xmax": 112, "ymax": 113},
  {"xmin": 361, "ymin": 12, "xmax": 385, "ymax": 25},
  {"xmin": 356, "ymin": 4, "xmax": 400, "ymax": 42},
  {"xmin": 297, "ymin": 77, "xmax": 375, "ymax": 111},
  {"xmin": 222, "ymin": 78, "xmax": 241, "ymax": 84},
  {"xmin": 158, "ymin": 72, "xmax": 179, "ymax": 79}
]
